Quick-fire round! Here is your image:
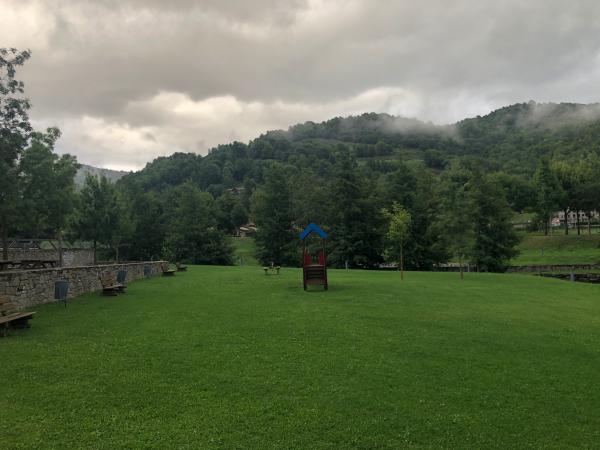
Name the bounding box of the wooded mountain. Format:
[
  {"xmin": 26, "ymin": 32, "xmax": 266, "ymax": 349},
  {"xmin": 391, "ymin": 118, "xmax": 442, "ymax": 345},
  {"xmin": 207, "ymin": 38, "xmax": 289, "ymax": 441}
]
[
  {"xmin": 118, "ymin": 101, "xmax": 600, "ymax": 193},
  {"xmin": 89, "ymin": 101, "xmax": 600, "ymax": 269}
]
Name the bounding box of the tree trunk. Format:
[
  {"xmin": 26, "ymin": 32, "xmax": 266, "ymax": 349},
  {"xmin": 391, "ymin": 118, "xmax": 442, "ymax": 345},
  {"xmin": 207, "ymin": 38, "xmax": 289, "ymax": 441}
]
[
  {"xmin": 576, "ymin": 210, "xmax": 581, "ymax": 235},
  {"xmin": 400, "ymin": 242, "xmax": 404, "ymax": 281},
  {"xmin": 459, "ymin": 255, "xmax": 464, "ymax": 280},
  {"xmin": 93, "ymin": 239, "xmax": 97, "ymax": 265},
  {"xmin": 544, "ymin": 216, "xmax": 549, "ymax": 236},
  {"xmin": 588, "ymin": 211, "xmax": 592, "ymax": 235},
  {"xmin": 57, "ymin": 229, "xmax": 63, "ymax": 267},
  {"xmin": 115, "ymin": 244, "xmax": 119, "ymax": 263},
  {"xmin": 563, "ymin": 209, "xmax": 569, "ymax": 235},
  {"xmin": 1, "ymin": 221, "xmax": 7, "ymax": 261}
]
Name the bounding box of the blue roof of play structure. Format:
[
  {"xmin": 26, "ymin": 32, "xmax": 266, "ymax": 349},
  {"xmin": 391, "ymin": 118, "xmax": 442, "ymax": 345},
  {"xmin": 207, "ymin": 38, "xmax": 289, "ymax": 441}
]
[{"xmin": 299, "ymin": 223, "xmax": 328, "ymax": 241}]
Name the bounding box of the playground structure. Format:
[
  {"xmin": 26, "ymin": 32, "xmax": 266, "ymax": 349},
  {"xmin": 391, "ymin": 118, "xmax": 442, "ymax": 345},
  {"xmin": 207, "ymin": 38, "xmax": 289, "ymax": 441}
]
[{"xmin": 300, "ymin": 223, "xmax": 328, "ymax": 291}]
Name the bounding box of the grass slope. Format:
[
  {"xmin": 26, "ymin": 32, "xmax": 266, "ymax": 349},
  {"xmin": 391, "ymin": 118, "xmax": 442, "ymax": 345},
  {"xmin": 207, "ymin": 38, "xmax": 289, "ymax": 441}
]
[
  {"xmin": 2, "ymin": 267, "xmax": 600, "ymax": 448},
  {"xmin": 229, "ymin": 236, "xmax": 259, "ymax": 266},
  {"xmin": 512, "ymin": 232, "xmax": 600, "ymax": 265}
]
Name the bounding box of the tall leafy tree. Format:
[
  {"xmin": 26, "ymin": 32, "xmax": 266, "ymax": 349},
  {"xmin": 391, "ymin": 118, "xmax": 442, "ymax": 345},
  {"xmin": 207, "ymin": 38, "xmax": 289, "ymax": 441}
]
[
  {"xmin": 382, "ymin": 202, "xmax": 411, "ymax": 279},
  {"xmin": 0, "ymin": 48, "xmax": 32, "ymax": 259},
  {"xmin": 19, "ymin": 128, "xmax": 78, "ymax": 265},
  {"xmin": 552, "ymin": 161, "xmax": 577, "ymax": 235}
]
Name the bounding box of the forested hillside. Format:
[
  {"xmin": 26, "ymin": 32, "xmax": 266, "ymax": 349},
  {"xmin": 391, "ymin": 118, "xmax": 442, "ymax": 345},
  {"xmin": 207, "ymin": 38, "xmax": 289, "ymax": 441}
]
[
  {"xmin": 110, "ymin": 101, "xmax": 600, "ymax": 269},
  {"xmin": 121, "ymin": 101, "xmax": 600, "ymax": 193}
]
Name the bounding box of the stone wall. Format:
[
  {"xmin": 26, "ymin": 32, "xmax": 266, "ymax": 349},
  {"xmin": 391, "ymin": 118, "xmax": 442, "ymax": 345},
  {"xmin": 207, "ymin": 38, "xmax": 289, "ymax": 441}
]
[
  {"xmin": 2, "ymin": 248, "xmax": 95, "ymax": 267},
  {"xmin": 507, "ymin": 264, "xmax": 600, "ymax": 273},
  {"xmin": 0, "ymin": 261, "xmax": 166, "ymax": 309},
  {"xmin": 537, "ymin": 273, "xmax": 600, "ymax": 283}
]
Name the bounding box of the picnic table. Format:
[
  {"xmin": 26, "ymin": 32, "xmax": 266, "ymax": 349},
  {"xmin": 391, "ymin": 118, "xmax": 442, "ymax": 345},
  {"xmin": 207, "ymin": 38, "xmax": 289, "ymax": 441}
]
[{"xmin": 0, "ymin": 259, "xmax": 58, "ymax": 271}]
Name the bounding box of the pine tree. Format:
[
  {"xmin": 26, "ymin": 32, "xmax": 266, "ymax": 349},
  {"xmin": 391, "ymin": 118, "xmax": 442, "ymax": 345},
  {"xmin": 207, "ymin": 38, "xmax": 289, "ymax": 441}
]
[
  {"xmin": 439, "ymin": 166, "xmax": 474, "ymax": 278},
  {"xmin": 163, "ymin": 182, "xmax": 232, "ymax": 265},
  {"xmin": 73, "ymin": 174, "xmax": 119, "ymax": 264},
  {"xmin": 469, "ymin": 170, "xmax": 519, "ymax": 272},
  {"xmin": 252, "ymin": 163, "xmax": 296, "ymax": 266},
  {"xmin": 327, "ymin": 147, "xmax": 382, "ymax": 268},
  {"xmin": 533, "ymin": 158, "xmax": 563, "ymax": 235}
]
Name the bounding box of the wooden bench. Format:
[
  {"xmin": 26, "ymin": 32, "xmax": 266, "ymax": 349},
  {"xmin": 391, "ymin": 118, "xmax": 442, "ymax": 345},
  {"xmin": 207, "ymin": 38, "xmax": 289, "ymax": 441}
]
[
  {"xmin": 98, "ymin": 272, "xmax": 126, "ymax": 296},
  {"xmin": 176, "ymin": 262, "xmax": 188, "ymax": 272},
  {"xmin": 161, "ymin": 263, "xmax": 176, "ymax": 277},
  {"xmin": 0, "ymin": 296, "xmax": 35, "ymax": 337}
]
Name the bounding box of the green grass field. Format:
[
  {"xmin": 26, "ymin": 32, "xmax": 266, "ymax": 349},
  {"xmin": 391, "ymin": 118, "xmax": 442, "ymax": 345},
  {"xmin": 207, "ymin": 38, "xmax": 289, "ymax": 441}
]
[
  {"xmin": 230, "ymin": 236, "xmax": 259, "ymax": 266},
  {"xmin": 512, "ymin": 232, "xmax": 600, "ymax": 265},
  {"xmin": 2, "ymin": 267, "xmax": 600, "ymax": 448}
]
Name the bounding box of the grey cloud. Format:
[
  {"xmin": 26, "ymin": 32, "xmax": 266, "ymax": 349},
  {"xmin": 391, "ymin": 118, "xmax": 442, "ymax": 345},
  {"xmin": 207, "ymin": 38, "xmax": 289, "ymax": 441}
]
[{"xmin": 3, "ymin": 0, "xmax": 600, "ymax": 169}]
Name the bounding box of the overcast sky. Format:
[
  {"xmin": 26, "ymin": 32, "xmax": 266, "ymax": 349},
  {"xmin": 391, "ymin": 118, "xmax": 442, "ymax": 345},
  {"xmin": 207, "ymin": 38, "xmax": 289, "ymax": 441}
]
[{"xmin": 2, "ymin": 0, "xmax": 600, "ymax": 170}]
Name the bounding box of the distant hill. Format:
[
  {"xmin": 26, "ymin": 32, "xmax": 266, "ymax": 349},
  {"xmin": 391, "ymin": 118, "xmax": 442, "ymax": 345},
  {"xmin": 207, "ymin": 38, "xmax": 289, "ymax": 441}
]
[
  {"xmin": 117, "ymin": 101, "xmax": 600, "ymax": 192},
  {"xmin": 75, "ymin": 164, "xmax": 128, "ymax": 186}
]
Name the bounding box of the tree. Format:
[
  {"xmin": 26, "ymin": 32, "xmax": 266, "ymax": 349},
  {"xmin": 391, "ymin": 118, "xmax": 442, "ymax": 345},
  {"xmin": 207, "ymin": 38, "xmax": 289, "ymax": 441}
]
[
  {"xmin": 252, "ymin": 163, "xmax": 296, "ymax": 266},
  {"xmin": 230, "ymin": 202, "xmax": 248, "ymax": 230},
  {"xmin": 163, "ymin": 182, "xmax": 232, "ymax": 265},
  {"xmin": 468, "ymin": 170, "xmax": 519, "ymax": 272},
  {"xmin": 382, "ymin": 202, "xmax": 411, "ymax": 280},
  {"xmin": 19, "ymin": 128, "xmax": 78, "ymax": 265},
  {"xmin": 574, "ymin": 154, "xmax": 600, "ymax": 235},
  {"xmin": 0, "ymin": 48, "xmax": 32, "ymax": 259},
  {"xmin": 215, "ymin": 192, "xmax": 248, "ymax": 234},
  {"xmin": 73, "ymin": 174, "xmax": 119, "ymax": 264},
  {"xmin": 327, "ymin": 147, "xmax": 382, "ymax": 268},
  {"xmin": 126, "ymin": 189, "xmax": 166, "ymax": 261},
  {"xmin": 110, "ymin": 191, "xmax": 135, "ymax": 262},
  {"xmin": 491, "ymin": 172, "xmax": 536, "ymax": 213},
  {"xmin": 439, "ymin": 167, "xmax": 475, "ymax": 279},
  {"xmin": 551, "ymin": 161, "xmax": 577, "ymax": 235},
  {"xmin": 533, "ymin": 159, "xmax": 563, "ymax": 235},
  {"xmin": 378, "ymin": 163, "xmax": 447, "ymax": 269}
]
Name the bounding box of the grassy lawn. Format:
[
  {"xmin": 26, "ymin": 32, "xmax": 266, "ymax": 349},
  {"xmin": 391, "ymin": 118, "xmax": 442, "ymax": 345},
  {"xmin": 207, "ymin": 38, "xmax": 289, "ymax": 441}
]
[
  {"xmin": 2, "ymin": 267, "xmax": 600, "ymax": 448},
  {"xmin": 512, "ymin": 232, "xmax": 600, "ymax": 265},
  {"xmin": 229, "ymin": 236, "xmax": 259, "ymax": 266}
]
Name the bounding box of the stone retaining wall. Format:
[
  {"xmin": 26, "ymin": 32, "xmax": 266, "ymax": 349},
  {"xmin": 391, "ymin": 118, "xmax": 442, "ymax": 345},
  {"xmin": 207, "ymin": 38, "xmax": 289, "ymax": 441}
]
[
  {"xmin": 0, "ymin": 261, "xmax": 166, "ymax": 309},
  {"xmin": 507, "ymin": 264, "xmax": 600, "ymax": 273},
  {"xmin": 2, "ymin": 248, "xmax": 95, "ymax": 267},
  {"xmin": 537, "ymin": 273, "xmax": 600, "ymax": 283}
]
